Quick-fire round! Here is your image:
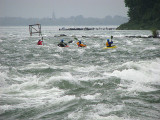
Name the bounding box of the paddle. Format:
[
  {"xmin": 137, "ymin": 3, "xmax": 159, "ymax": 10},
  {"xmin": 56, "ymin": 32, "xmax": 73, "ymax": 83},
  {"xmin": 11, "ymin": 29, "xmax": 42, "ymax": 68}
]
[
  {"xmin": 111, "ymin": 36, "xmax": 113, "ymax": 40},
  {"xmin": 74, "ymin": 37, "xmax": 79, "ymax": 41},
  {"xmin": 41, "ymin": 37, "xmax": 44, "ymax": 45},
  {"xmin": 68, "ymin": 40, "xmax": 73, "ymax": 43},
  {"xmin": 74, "ymin": 37, "xmax": 85, "ymax": 44}
]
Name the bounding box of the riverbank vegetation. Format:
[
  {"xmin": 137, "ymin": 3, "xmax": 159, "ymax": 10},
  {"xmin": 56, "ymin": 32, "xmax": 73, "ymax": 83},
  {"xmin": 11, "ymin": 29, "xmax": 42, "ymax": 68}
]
[
  {"xmin": 117, "ymin": 0, "xmax": 160, "ymax": 30},
  {"xmin": 151, "ymin": 29, "xmax": 159, "ymax": 38}
]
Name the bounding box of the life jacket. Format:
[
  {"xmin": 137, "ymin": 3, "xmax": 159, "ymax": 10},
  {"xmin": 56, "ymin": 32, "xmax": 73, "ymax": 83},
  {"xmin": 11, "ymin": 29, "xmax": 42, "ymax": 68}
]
[
  {"xmin": 106, "ymin": 42, "xmax": 109, "ymax": 47},
  {"xmin": 37, "ymin": 41, "xmax": 43, "ymax": 45},
  {"xmin": 106, "ymin": 41, "xmax": 113, "ymax": 47},
  {"xmin": 77, "ymin": 42, "xmax": 86, "ymax": 47}
]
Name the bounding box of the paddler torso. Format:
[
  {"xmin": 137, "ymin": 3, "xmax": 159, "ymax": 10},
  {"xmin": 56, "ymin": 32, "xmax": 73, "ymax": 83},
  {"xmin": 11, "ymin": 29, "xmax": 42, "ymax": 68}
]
[{"xmin": 77, "ymin": 42, "xmax": 86, "ymax": 47}]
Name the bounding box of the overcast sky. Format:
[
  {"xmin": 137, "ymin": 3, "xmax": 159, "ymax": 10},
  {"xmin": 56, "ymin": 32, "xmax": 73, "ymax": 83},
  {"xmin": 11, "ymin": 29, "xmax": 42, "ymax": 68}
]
[{"xmin": 0, "ymin": 0, "xmax": 128, "ymax": 18}]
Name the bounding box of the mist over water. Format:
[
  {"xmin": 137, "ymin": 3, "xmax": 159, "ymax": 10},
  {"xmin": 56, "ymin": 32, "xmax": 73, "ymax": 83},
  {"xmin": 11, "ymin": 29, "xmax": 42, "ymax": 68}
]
[{"xmin": 0, "ymin": 26, "xmax": 160, "ymax": 120}]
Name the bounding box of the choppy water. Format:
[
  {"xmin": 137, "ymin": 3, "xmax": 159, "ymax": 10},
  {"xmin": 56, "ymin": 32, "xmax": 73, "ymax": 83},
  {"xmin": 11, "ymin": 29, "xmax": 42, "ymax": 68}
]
[{"xmin": 0, "ymin": 26, "xmax": 160, "ymax": 120}]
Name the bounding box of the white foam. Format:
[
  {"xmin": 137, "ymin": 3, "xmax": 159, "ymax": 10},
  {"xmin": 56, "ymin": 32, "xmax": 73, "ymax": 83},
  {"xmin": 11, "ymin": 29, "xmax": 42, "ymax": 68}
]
[
  {"xmin": 55, "ymin": 47, "xmax": 64, "ymax": 52},
  {"xmin": 75, "ymin": 65, "xmax": 100, "ymax": 72},
  {"xmin": 46, "ymin": 72, "xmax": 74, "ymax": 82},
  {"xmin": 68, "ymin": 104, "xmax": 132, "ymax": 120},
  {"xmin": 87, "ymin": 114, "xmax": 129, "ymax": 120},
  {"xmin": 107, "ymin": 59, "xmax": 160, "ymax": 92},
  {"xmin": 81, "ymin": 93, "xmax": 101, "ymax": 100},
  {"xmin": 92, "ymin": 43, "xmax": 101, "ymax": 48},
  {"xmin": 0, "ymin": 72, "xmax": 8, "ymax": 89},
  {"xmin": 0, "ymin": 79, "xmax": 76, "ymax": 114},
  {"xmin": 19, "ymin": 62, "xmax": 50, "ymax": 70},
  {"xmin": 19, "ymin": 62, "xmax": 71, "ymax": 72},
  {"xmin": 0, "ymin": 93, "xmax": 76, "ymax": 115},
  {"xmin": 1, "ymin": 75, "xmax": 39, "ymax": 94},
  {"xmin": 77, "ymin": 48, "xmax": 85, "ymax": 55},
  {"xmin": 93, "ymin": 104, "xmax": 123, "ymax": 115},
  {"xmin": 53, "ymin": 54, "xmax": 62, "ymax": 58},
  {"xmin": 126, "ymin": 40, "xmax": 133, "ymax": 45},
  {"xmin": 143, "ymin": 46, "xmax": 157, "ymax": 51}
]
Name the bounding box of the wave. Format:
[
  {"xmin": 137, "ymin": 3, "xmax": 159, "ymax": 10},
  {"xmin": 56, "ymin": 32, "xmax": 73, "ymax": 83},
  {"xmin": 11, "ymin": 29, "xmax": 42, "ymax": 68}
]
[{"xmin": 107, "ymin": 59, "xmax": 160, "ymax": 92}]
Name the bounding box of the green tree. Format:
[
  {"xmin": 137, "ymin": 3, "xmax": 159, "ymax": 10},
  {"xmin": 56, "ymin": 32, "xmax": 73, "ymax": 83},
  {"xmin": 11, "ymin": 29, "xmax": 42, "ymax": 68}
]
[{"xmin": 118, "ymin": 0, "xmax": 160, "ymax": 29}]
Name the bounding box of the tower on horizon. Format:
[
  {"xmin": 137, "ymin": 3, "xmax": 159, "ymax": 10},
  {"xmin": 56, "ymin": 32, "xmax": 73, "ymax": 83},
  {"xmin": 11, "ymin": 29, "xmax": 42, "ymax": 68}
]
[{"xmin": 52, "ymin": 10, "xmax": 56, "ymax": 20}]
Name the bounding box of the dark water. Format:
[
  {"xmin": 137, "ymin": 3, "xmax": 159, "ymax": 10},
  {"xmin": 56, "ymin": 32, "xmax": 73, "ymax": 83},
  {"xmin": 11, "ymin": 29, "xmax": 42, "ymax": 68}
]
[{"xmin": 0, "ymin": 26, "xmax": 160, "ymax": 120}]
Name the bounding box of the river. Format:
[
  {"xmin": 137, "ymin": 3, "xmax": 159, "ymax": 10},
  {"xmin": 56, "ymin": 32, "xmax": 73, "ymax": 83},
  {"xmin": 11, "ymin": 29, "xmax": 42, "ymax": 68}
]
[{"xmin": 0, "ymin": 26, "xmax": 160, "ymax": 120}]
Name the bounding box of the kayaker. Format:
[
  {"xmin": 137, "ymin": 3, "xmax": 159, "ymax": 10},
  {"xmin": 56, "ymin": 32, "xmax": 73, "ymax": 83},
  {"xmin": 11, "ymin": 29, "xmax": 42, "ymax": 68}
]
[
  {"xmin": 37, "ymin": 40, "xmax": 43, "ymax": 45},
  {"xmin": 77, "ymin": 41, "xmax": 86, "ymax": 47},
  {"xmin": 58, "ymin": 39, "xmax": 67, "ymax": 47},
  {"xmin": 106, "ymin": 39, "xmax": 113, "ymax": 47}
]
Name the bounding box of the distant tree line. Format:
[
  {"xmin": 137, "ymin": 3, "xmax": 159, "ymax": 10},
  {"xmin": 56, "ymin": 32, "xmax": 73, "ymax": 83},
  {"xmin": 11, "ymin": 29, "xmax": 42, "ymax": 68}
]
[
  {"xmin": 0, "ymin": 15, "xmax": 128, "ymax": 26},
  {"xmin": 118, "ymin": 0, "xmax": 160, "ymax": 30}
]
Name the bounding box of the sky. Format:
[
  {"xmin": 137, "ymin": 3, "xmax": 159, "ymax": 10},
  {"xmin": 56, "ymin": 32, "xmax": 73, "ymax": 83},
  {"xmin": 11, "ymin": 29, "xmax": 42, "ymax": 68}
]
[{"xmin": 0, "ymin": 0, "xmax": 128, "ymax": 18}]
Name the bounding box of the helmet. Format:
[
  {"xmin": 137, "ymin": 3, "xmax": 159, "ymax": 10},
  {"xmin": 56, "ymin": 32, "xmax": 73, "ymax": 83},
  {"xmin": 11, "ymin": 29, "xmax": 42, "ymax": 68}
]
[
  {"xmin": 107, "ymin": 39, "xmax": 109, "ymax": 41},
  {"xmin": 61, "ymin": 39, "xmax": 64, "ymax": 42},
  {"xmin": 79, "ymin": 41, "xmax": 81, "ymax": 44}
]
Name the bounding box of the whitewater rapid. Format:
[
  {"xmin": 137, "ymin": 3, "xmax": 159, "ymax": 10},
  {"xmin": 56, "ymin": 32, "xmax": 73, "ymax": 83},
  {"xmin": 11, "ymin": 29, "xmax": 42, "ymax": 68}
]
[{"xmin": 0, "ymin": 26, "xmax": 160, "ymax": 120}]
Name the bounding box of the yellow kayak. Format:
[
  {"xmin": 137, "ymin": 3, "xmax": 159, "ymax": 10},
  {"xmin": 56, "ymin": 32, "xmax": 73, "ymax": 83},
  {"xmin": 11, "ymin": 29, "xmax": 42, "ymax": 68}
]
[{"xmin": 103, "ymin": 45, "xmax": 117, "ymax": 49}]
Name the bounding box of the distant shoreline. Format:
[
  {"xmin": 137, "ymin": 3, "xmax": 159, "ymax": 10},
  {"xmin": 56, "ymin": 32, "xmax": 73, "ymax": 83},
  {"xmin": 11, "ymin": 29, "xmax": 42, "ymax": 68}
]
[
  {"xmin": 59, "ymin": 27, "xmax": 116, "ymax": 31},
  {"xmin": 0, "ymin": 16, "xmax": 128, "ymax": 26}
]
